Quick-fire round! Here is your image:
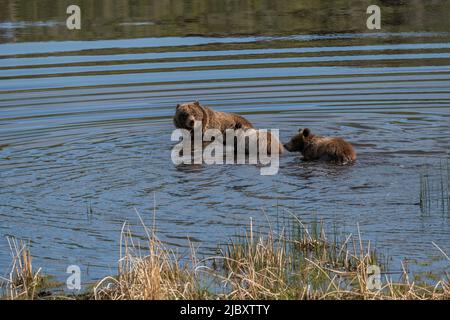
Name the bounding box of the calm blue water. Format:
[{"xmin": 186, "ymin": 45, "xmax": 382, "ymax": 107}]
[{"xmin": 0, "ymin": 1, "xmax": 449, "ymax": 288}]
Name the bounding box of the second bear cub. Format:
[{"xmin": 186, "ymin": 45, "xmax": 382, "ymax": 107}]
[{"xmin": 284, "ymin": 128, "xmax": 356, "ymax": 164}]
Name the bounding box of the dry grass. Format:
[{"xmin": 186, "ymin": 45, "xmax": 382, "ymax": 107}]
[
  {"xmin": 93, "ymin": 210, "xmax": 448, "ymax": 300},
  {"xmin": 213, "ymin": 214, "xmax": 449, "ymax": 300},
  {"xmin": 93, "ymin": 217, "xmax": 208, "ymax": 300},
  {"xmin": 2, "ymin": 213, "xmax": 449, "ymax": 300},
  {"xmin": 1, "ymin": 237, "xmax": 44, "ymax": 300}
]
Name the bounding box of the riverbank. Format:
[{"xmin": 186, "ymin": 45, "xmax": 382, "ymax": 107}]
[{"xmin": 2, "ymin": 214, "xmax": 448, "ymax": 300}]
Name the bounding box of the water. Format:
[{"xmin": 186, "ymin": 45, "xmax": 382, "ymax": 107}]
[{"xmin": 0, "ymin": 0, "xmax": 449, "ymax": 286}]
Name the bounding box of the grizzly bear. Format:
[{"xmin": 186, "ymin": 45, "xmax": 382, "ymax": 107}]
[
  {"xmin": 173, "ymin": 101, "xmax": 253, "ymax": 133},
  {"xmin": 284, "ymin": 128, "xmax": 356, "ymax": 164},
  {"xmin": 173, "ymin": 101, "xmax": 283, "ymax": 155}
]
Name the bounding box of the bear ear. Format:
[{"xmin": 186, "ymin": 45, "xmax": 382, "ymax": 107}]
[
  {"xmin": 302, "ymin": 128, "xmax": 311, "ymax": 137},
  {"xmin": 298, "ymin": 128, "xmax": 303, "ymax": 132},
  {"xmin": 176, "ymin": 104, "xmax": 181, "ymax": 109},
  {"xmin": 194, "ymin": 100, "xmax": 200, "ymax": 106}
]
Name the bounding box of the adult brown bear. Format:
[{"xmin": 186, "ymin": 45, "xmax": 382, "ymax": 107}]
[
  {"xmin": 173, "ymin": 101, "xmax": 283, "ymax": 154},
  {"xmin": 173, "ymin": 101, "xmax": 253, "ymax": 133}
]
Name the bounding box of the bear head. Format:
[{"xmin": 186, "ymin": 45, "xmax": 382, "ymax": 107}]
[
  {"xmin": 173, "ymin": 101, "xmax": 207, "ymax": 131},
  {"xmin": 283, "ymin": 128, "xmax": 313, "ymax": 152}
]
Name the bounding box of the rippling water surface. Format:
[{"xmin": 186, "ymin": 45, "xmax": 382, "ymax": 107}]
[{"xmin": 0, "ymin": 0, "xmax": 449, "ymax": 285}]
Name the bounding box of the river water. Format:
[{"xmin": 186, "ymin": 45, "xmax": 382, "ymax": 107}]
[{"xmin": 0, "ymin": 0, "xmax": 449, "ymax": 286}]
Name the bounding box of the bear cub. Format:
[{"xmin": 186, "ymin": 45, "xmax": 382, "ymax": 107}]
[{"xmin": 284, "ymin": 128, "xmax": 356, "ymax": 164}]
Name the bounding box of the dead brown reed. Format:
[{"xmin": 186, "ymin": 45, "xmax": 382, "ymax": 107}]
[
  {"xmin": 3, "ymin": 213, "xmax": 449, "ymax": 300},
  {"xmin": 1, "ymin": 237, "xmax": 44, "ymax": 300}
]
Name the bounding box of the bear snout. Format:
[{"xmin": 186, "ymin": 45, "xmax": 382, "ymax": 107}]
[{"xmin": 185, "ymin": 115, "xmax": 197, "ymax": 129}]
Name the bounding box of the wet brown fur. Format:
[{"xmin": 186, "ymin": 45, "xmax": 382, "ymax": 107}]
[
  {"xmin": 173, "ymin": 101, "xmax": 253, "ymax": 133},
  {"xmin": 173, "ymin": 101, "xmax": 284, "ymax": 154},
  {"xmin": 284, "ymin": 128, "xmax": 356, "ymax": 164}
]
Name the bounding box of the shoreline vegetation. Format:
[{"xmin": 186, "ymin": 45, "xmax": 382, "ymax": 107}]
[{"xmin": 1, "ymin": 211, "xmax": 449, "ymax": 300}]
